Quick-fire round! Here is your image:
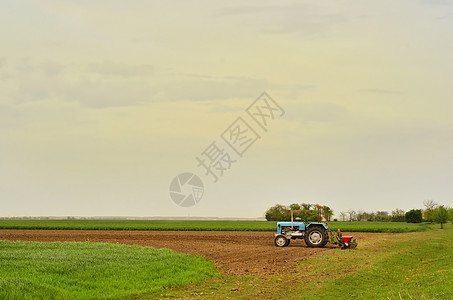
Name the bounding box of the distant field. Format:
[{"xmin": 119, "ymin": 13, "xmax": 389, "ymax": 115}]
[
  {"xmin": 0, "ymin": 220, "xmax": 431, "ymax": 233},
  {"xmin": 0, "ymin": 240, "xmax": 216, "ymax": 300},
  {"xmin": 328, "ymin": 221, "xmax": 431, "ymax": 233}
]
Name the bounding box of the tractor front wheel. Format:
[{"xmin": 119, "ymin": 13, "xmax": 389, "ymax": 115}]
[
  {"xmin": 285, "ymin": 238, "xmax": 291, "ymax": 247},
  {"xmin": 274, "ymin": 234, "xmax": 288, "ymax": 247},
  {"xmin": 304, "ymin": 226, "xmax": 328, "ymax": 248}
]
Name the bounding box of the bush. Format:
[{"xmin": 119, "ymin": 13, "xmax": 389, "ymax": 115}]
[{"xmin": 405, "ymin": 209, "xmax": 423, "ymax": 223}]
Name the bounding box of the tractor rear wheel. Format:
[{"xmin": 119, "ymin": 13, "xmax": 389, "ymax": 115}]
[
  {"xmin": 274, "ymin": 234, "xmax": 288, "ymax": 247},
  {"xmin": 304, "ymin": 226, "xmax": 328, "ymax": 248}
]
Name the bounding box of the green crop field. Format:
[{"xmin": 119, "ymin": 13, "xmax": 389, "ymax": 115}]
[
  {"xmin": 0, "ymin": 240, "xmax": 217, "ymax": 299},
  {"xmin": 0, "ymin": 220, "xmax": 431, "ymax": 233},
  {"xmin": 326, "ymin": 221, "xmax": 431, "ymax": 233}
]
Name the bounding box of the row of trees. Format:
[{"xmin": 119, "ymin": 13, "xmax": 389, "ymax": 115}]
[
  {"xmin": 337, "ymin": 209, "xmax": 406, "ymax": 222},
  {"xmin": 265, "ymin": 203, "xmax": 333, "ymax": 222},
  {"xmin": 265, "ymin": 200, "xmax": 453, "ymax": 228},
  {"xmin": 336, "ymin": 200, "xmax": 453, "ymax": 227}
]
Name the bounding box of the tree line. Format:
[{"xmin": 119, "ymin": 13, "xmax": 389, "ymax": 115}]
[
  {"xmin": 265, "ymin": 203, "xmax": 333, "ymax": 222},
  {"xmin": 265, "ymin": 200, "xmax": 453, "ymax": 228}
]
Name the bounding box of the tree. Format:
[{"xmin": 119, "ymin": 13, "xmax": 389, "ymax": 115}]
[
  {"xmin": 356, "ymin": 210, "xmax": 366, "ymax": 222},
  {"xmin": 432, "ymin": 206, "xmax": 449, "ymax": 229},
  {"xmin": 405, "ymin": 209, "xmax": 422, "ymax": 223},
  {"xmin": 321, "ymin": 206, "xmax": 333, "ymax": 222},
  {"xmin": 301, "ymin": 203, "xmax": 311, "ymax": 210},
  {"xmin": 423, "ymin": 200, "xmax": 438, "ymax": 222},
  {"xmin": 307, "ymin": 209, "xmax": 319, "ymax": 222},
  {"xmin": 367, "ymin": 212, "xmax": 376, "ymax": 222},
  {"xmin": 265, "ymin": 204, "xmax": 289, "ymax": 221},
  {"xmin": 289, "ymin": 203, "xmax": 300, "ymax": 210},
  {"xmin": 347, "ymin": 210, "xmax": 356, "ymax": 222},
  {"xmin": 376, "ymin": 211, "xmax": 390, "ymax": 222},
  {"xmin": 300, "ymin": 209, "xmax": 312, "ymax": 222},
  {"xmin": 423, "ymin": 199, "xmax": 438, "ymax": 210},
  {"xmin": 265, "ymin": 203, "xmax": 321, "ymax": 222},
  {"xmin": 391, "ymin": 209, "xmax": 405, "ymax": 222},
  {"xmin": 289, "ymin": 203, "xmax": 305, "ymax": 220},
  {"xmin": 449, "ymin": 207, "xmax": 453, "ymax": 225},
  {"xmin": 362, "ymin": 212, "xmax": 370, "ymax": 222},
  {"xmin": 339, "ymin": 211, "xmax": 347, "ymax": 222}
]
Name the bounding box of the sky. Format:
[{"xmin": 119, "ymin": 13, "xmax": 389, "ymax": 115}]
[{"xmin": 1, "ymin": 0, "xmax": 452, "ymax": 218}]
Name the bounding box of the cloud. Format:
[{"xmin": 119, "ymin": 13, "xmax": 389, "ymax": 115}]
[
  {"xmin": 13, "ymin": 59, "xmax": 154, "ymax": 79},
  {"xmin": 7, "ymin": 69, "xmax": 315, "ymax": 109},
  {"xmin": 160, "ymin": 74, "xmax": 272, "ymax": 102},
  {"xmin": 358, "ymin": 89, "xmax": 402, "ymax": 95},
  {"xmin": 15, "ymin": 58, "xmax": 35, "ymax": 73},
  {"xmin": 40, "ymin": 61, "xmax": 66, "ymax": 77},
  {"xmin": 218, "ymin": 2, "xmax": 358, "ymax": 36},
  {"xmin": 283, "ymin": 100, "xmax": 348, "ymax": 124},
  {"xmin": 7, "ymin": 57, "xmax": 296, "ymax": 108},
  {"xmin": 13, "ymin": 59, "xmax": 66, "ymax": 77},
  {"xmin": 64, "ymin": 74, "xmax": 276, "ymax": 108},
  {"xmin": 87, "ymin": 62, "xmax": 155, "ymax": 78},
  {"xmin": 14, "ymin": 80, "xmax": 51, "ymax": 103},
  {"xmin": 203, "ymin": 102, "xmax": 243, "ymax": 114},
  {"xmin": 0, "ymin": 105, "xmax": 20, "ymax": 124},
  {"xmin": 51, "ymin": 79, "xmax": 151, "ymax": 108},
  {"xmin": 8, "ymin": 72, "xmax": 269, "ymax": 108}
]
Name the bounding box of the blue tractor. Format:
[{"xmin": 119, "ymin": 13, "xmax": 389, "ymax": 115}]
[{"xmin": 274, "ymin": 209, "xmax": 329, "ymax": 248}]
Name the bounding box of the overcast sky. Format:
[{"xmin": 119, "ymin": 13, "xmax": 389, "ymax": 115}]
[{"xmin": 1, "ymin": 0, "xmax": 452, "ymax": 218}]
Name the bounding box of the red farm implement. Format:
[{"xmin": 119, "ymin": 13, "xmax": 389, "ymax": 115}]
[{"xmin": 329, "ymin": 229, "xmax": 358, "ymax": 249}]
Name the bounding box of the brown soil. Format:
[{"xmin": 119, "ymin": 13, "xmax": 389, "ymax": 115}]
[{"xmin": 0, "ymin": 230, "xmax": 385, "ymax": 275}]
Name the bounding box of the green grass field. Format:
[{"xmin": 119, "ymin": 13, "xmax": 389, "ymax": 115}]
[
  {"xmin": 0, "ymin": 220, "xmax": 432, "ymax": 233},
  {"xmin": 155, "ymin": 224, "xmax": 453, "ymax": 299},
  {"xmin": 0, "ymin": 240, "xmax": 217, "ymax": 299}
]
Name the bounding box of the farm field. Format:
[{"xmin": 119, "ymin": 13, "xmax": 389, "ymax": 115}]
[
  {"xmin": 0, "ymin": 240, "xmax": 216, "ymax": 300},
  {"xmin": 1, "ymin": 224, "xmax": 450, "ymax": 299},
  {"xmin": 0, "ymin": 229, "xmax": 386, "ymax": 275},
  {"xmin": 0, "ymin": 219, "xmax": 431, "ymax": 233},
  {"xmin": 156, "ymin": 224, "xmax": 453, "ymax": 299}
]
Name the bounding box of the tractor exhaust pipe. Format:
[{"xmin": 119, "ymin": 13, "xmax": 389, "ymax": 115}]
[
  {"xmin": 318, "ymin": 205, "xmax": 322, "ymax": 223},
  {"xmin": 290, "ymin": 210, "xmax": 302, "ymax": 229}
]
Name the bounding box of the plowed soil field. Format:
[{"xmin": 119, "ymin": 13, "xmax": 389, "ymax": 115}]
[{"xmin": 0, "ymin": 230, "xmax": 389, "ymax": 275}]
